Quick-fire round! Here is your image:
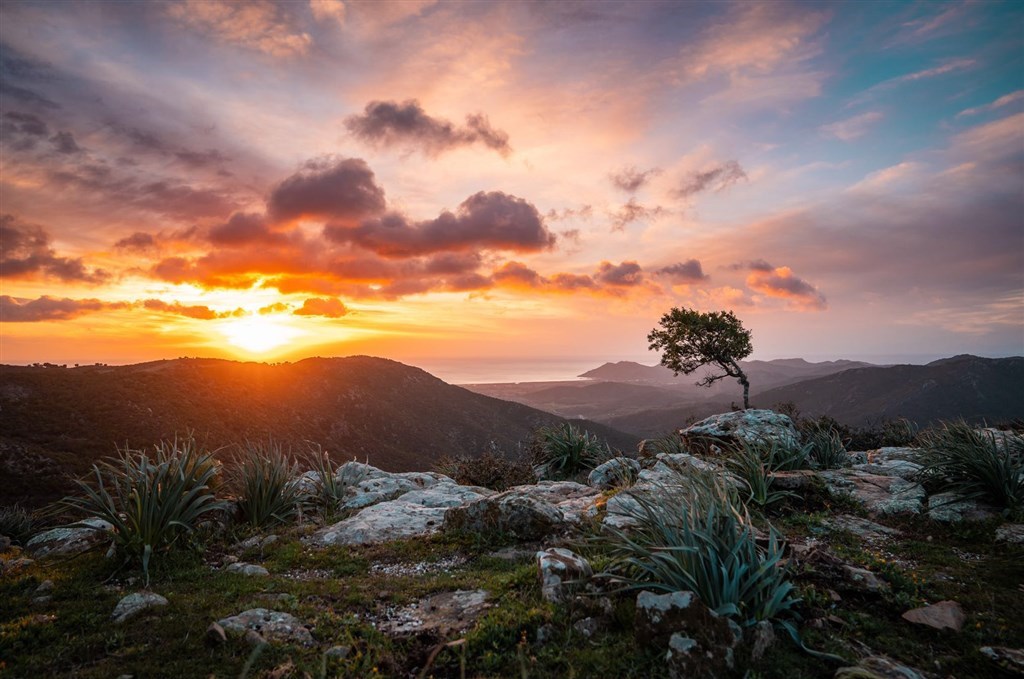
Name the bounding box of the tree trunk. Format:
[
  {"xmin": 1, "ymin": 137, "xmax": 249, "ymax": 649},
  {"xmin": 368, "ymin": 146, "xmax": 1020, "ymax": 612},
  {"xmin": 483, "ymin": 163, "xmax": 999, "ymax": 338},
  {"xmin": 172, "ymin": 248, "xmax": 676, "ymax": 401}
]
[{"xmin": 740, "ymin": 375, "xmax": 750, "ymax": 410}]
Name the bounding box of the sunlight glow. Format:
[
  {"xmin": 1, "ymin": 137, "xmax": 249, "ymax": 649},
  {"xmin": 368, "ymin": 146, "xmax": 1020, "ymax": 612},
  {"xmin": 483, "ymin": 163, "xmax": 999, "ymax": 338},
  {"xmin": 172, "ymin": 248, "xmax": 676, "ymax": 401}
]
[{"xmin": 220, "ymin": 315, "xmax": 302, "ymax": 354}]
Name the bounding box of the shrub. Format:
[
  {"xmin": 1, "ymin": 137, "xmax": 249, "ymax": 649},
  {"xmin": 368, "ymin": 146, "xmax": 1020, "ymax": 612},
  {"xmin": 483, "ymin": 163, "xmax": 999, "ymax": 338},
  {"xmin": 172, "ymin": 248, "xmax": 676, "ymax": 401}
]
[
  {"xmin": 531, "ymin": 423, "xmax": 610, "ymax": 480},
  {"xmin": 0, "ymin": 503, "xmax": 37, "ymax": 545},
  {"xmin": 231, "ymin": 440, "xmax": 304, "ymax": 529},
  {"xmin": 803, "ymin": 424, "xmax": 850, "ymax": 470},
  {"xmin": 918, "ymin": 419, "xmax": 1024, "ymax": 516},
  {"xmin": 643, "ymin": 432, "xmax": 689, "ymax": 457},
  {"xmin": 594, "ymin": 470, "xmax": 799, "ymax": 628},
  {"xmin": 301, "ymin": 444, "xmax": 365, "ymax": 522},
  {"xmin": 60, "ymin": 437, "xmax": 226, "ymax": 584},
  {"xmin": 433, "ymin": 451, "xmax": 535, "ymax": 491},
  {"xmin": 724, "ymin": 440, "xmax": 797, "ymax": 510}
]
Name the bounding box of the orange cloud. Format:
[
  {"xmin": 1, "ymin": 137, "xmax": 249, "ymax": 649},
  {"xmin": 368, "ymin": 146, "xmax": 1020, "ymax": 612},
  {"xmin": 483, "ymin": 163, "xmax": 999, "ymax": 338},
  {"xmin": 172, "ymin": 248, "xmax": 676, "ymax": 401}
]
[
  {"xmin": 746, "ymin": 265, "xmax": 827, "ymax": 311},
  {"xmin": 294, "ymin": 297, "xmax": 349, "ymax": 318}
]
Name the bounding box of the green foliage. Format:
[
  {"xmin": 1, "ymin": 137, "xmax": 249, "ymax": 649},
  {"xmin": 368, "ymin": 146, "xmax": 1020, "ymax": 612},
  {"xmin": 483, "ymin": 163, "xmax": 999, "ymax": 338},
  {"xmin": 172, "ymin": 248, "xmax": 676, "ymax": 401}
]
[
  {"xmin": 301, "ymin": 444, "xmax": 365, "ymax": 523},
  {"xmin": 594, "ymin": 471, "xmax": 799, "ymax": 627},
  {"xmin": 231, "ymin": 440, "xmax": 304, "ymax": 529},
  {"xmin": 433, "ymin": 450, "xmax": 536, "ymax": 491},
  {"xmin": 59, "ymin": 437, "xmax": 226, "ymax": 585},
  {"xmin": 802, "ymin": 423, "xmax": 850, "ymax": 470},
  {"xmin": 530, "ymin": 423, "xmax": 610, "ymax": 480},
  {"xmin": 725, "ymin": 440, "xmax": 799, "ymax": 510},
  {"xmin": 648, "ymin": 307, "xmax": 754, "ymax": 408},
  {"xmin": 918, "ymin": 419, "xmax": 1024, "ymax": 516},
  {"xmin": 643, "ymin": 432, "xmax": 689, "ymax": 457},
  {"xmin": 0, "ymin": 503, "xmax": 37, "ymax": 545}
]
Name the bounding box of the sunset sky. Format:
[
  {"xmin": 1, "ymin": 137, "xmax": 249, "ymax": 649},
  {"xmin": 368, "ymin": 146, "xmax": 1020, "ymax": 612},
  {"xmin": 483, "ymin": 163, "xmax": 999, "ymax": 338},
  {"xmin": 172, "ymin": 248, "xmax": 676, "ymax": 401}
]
[{"xmin": 1, "ymin": 0, "xmax": 1022, "ymax": 378}]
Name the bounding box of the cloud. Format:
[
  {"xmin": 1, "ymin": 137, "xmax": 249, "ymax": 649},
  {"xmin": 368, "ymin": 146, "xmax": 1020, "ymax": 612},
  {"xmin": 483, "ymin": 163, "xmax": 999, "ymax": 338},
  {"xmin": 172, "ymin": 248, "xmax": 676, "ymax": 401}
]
[
  {"xmin": 957, "ymin": 90, "xmax": 1024, "ymax": 118},
  {"xmin": 167, "ymin": 0, "xmax": 312, "ymax": 57},
  {"xmin": 673, "ymin": 160, "xmax": 747, "ymax": 198},
  {"xmin": 609, "ymin": 198, "xmax": 666, "ymax": 231},
  {"xmin": 141, "ymin": 299, "xmax": 230, "ymax": 320},
  {"xmin": 741, "ymin": 262, "xmax": 826, "ymax": 310},
  {"xmin": 49, "ymin": 131, "xmax": 81, "ymax": 154},
  {"xmin": 294, "ymin": 297, "xmax": 348, "ymax": 318},
  {"xmin": 310, "ymin": 0, "xmax": 346, "ymax": 26},
  {"xmin": 594, "ymin": 260, "xmax": 644, "ymax": 287},
  {"xmin": 344, "ymin": 99, "xmax": 511, "ymax": 157},
  {"xmin": 1, "ymin": 295, "xmax": 127, "ymax": 322},
  {"xmin": 208, "ymin": 212, "xmax": 287, "ymax": 246},
  {"xmin": 268, "ymin": 157, "xmax": 387, "ymax": 225},
  {"xmin": 609, "ymin": 165, "xmax": 660, "ymax": 192},
  {"xmin": 548, "ymin": 273, "xmax": 596, "ymax": 291},
  {"xmin": 259, "ymin": 302, "xmax": 291, "ymax": 315},
  {"xmin": 819, "ymin": 111, "xmax": 883, "ymax": 141},
  {"xmin": 849, "ymin": 58, "xmax": 976, "ymax": 106},
  {"xmin": 114, "ymin": 232, "xmax": 158, "ymax": 252},
  {"xmin": 546, "ymin": 205, "xmax": 593, "ymax": 221},
  {"xmin": 491, "ymin": 261, "xmax": 544, "ymax": 288},
  {"xmin": 658, "ymin": 259, "xmax": 708, "ymax": 283},
  {"xmin": 325, "ymin": 190, "xmax": 554, "ymax": 256},
  {"xmin": 1, "ymin": 111, "xmax": 49, "ymax": 150},
  {"xmin": 0, "ymin": 214, "xmax": 108, "ymax": 283}
]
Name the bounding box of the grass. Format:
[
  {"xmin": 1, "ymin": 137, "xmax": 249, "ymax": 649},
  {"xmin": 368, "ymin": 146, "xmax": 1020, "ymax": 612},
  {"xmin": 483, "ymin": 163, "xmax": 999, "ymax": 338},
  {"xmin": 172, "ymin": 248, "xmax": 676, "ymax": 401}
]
[
  {"xmin": 530, "ymin": 423, "xmax": 610, "ymax": 481},
  {"xmin": 302, "ymin": 444, "xmax": 366, "ymax": 523},
  {"xmin": 0, "ymin": 504, "xmax": 38, "ymax": 546},
  {"xmin": 433, "ymin": 451, "xmax": 536, "ymax": 491},
  {"xmin": 230, "ymin": 439, "xmax": 304, "ymax": 529}
]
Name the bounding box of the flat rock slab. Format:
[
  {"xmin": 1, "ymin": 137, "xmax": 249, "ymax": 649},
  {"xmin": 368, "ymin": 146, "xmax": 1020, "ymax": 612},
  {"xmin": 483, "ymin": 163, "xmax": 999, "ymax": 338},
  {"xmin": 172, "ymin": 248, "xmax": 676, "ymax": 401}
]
[
  {"xmin": 396, "ymin": 483, "xmax": 493, "ymax": 508},
  {"xmin": 313, "ymin": 500, "xmax": 447, "ymax": 546},
  {"xmin": 926, "ymin": 492, "xmax": 999, "ymax": 523},
  {"xmin": 112, "ymin": 592, "xmax": 168, "ymax": 624},
  {"xmin": 901, "ymin": 600, "xmax": 965, "ymax": 631},
  {"xmin": 225, "ymin": 562, "xmax": 269, "ymax": 576},
  {"xmin": 853, "ymin": 459, "xmax": 922, "ymax": 480},
  {"xmin": 825, "ymin": 515, "xmax": 901, "ymax": 542},
  {"xmin": 820, "ymin": 470, "xmax": 925, "ymax": 515},
  {"xmin": 980, "ymin": 646, "xmax": 1024, "ymax": 674},
  {"xmin": 377, "ymin": 589, "xmax": 490, "ymax": 636},
  {"xmin": 26, "ymin": 519, "xmax": 113, "ymax": 558},
  {"xmin": 995, "ymin": 523, "xmax": 1024, "ymax": 545},
  {"xmin": 217, "ymin": 608, "xmax": 314, "ymax": 646},
  {"xmin": 680, "ymin": 410, "xmax": 798, "ymax": 453}
]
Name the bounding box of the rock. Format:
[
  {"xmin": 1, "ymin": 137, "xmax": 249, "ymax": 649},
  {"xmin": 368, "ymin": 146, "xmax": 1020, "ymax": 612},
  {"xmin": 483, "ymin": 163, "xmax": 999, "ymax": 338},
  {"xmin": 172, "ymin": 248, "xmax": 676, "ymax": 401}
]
[
  {"xmin": 225, "ymin": 562, "xmax": 269, "ymax": 577},
  {"xmin": 636, "ymin": 454, "xmax": 718, "ymax": 487},
  {"xmin": 746, "ymin": 620, "xmax": 775, "ymax": 662},
  {"xmin": 0, "ymin": 535, "xmax": 11, "ymax": 553},
  {"xmin": 869, "ymin": 447, "xmax": 922, "ymax": 464},
  {"xmin": 205, "ymin": 622, "xmax": 227, "ymax": 646},
  {"xmin": 111, "ymin": 592, "xmax": 169, "ymax": 624},
  {"xmin": 313, "ymin": 500, "xmax": 447, "ymax": 546},
  {"xmin": 487, "ymin": 546, "xmax": 537, "ymax": 562},
  {"xmin": 222, "ymin": 555, "xmax": 239, "ymax": 565},
  {"xmin": 26, "ymin": 518, "xmax": 113, "ymax": 558},
  {"xmin": 31, "ymin": 595, "xmax": 52, "ymax": 606},
  {"xmin": 770, "ymin": 469, "xmax": 820, "ymax": 491},
  {"xmin": 835, "ymin": 655, "xmax": 927, "ymax": 679},
  {"xmin": 377, "ymin": 589, "xmax": 490, "ymax": 636},
  {"xmin": 587, "ymin": 457, "xmax": 641, "ymax": 489},
  {"xmin": 537, "ymin": 548, "xmax": 592, "ymax": 603},
  {"xmin": 236, "ymin": 534, "xmax": 278, "ymax": 551},
  {"xmin": 848, "ymin": 451, "xmax": 869, "ymax": 465},
  {"xmin": 854, "ymin": 459, "xmax": 922, "ymax": 480},
  {"xmin": 443, "ymin": 491, "xmax": 565, "ymax": 540},
  {"xmin": 243, "ymin": 630, "xmax": 266, "ymax": 647},
  {"xmin": 825, "ymin": 515, "xmax": 901, "ymax": 542},
  {"xmin": 635, "ymin": 590, "xmax": 734, "ymax": 650},
  {"xmin": 395, "ymin": 482, "xmax": 493, "ymax": 508},
  {"xmin": 680, "ymin": 410, "xmax": 798, "ymax": 454},
  {"xmin": 573, "ymin": 617, "xmax": 601, "ymax": 638},
  {"xmin": 602, "ymin": 492, "xmax": 644, "ymax": 530},
  {"xmin": 325, "ymin": 645, "xmax": 351, "ymax": 659},
  {"xmin": 995, "ymin": 523, "xmax": 1024, "ymax": 545},
  {"xmin": 840, "ymin": 565, "xmax": 886, "ymax": 594},
  {"xmin": 926, "ymin": 492, "xmax": 999, "ymax": 523},
  {"xmin": 901, "ymin": 600, "xmax": 965, "ymax": 631},
  {"xmin": 34, "ymin": 579, "xmax": 54, "ymax": 594},
  {"xmin": 216, "ymin": 609, "xmax": 314, "ymax": 646},
  {"xmin": 820, "ymin": 470, "xmax": 925, "ymax": 515},
  {"xmin": 980, "ymin": 646, "xmax": 1024, "ymax": 674}
]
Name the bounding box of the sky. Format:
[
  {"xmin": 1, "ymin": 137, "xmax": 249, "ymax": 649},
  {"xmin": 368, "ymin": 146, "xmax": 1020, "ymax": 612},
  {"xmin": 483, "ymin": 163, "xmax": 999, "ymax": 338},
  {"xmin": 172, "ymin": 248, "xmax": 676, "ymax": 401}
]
[{"xmin": 1, "ymin": 0, "xmax": 1022, "ymax": 378}]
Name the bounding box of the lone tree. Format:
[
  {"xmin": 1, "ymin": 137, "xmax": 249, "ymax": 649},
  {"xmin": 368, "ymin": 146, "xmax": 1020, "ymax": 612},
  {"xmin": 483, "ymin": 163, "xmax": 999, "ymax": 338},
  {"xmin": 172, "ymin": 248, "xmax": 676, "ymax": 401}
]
[{"xmin": 647, "ymin": 307, "xmax": 754, "ymax": 409}]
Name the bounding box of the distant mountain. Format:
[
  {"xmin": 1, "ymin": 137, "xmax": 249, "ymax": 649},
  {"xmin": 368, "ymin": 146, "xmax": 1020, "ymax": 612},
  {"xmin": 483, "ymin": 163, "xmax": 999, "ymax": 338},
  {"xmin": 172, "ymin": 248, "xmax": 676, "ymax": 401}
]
[
  {"xmin": 753, "ymin": 355, "xmax": 1024, "ymax": 426},
  {"xmin": 0, "ymin": 357, "xmax": 637, "ymax": 508}
]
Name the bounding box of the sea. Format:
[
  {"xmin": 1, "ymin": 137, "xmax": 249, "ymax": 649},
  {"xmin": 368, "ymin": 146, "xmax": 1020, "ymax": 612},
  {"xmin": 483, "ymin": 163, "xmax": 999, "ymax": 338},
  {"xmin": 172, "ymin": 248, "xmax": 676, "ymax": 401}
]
[{"xmin": 405, "ymin": 356, "xmax": 651, "ymax": 385}]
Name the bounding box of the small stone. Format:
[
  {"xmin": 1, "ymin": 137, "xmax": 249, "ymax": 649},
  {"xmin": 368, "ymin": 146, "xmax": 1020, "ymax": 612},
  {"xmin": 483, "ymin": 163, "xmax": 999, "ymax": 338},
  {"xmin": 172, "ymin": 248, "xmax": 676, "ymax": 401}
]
[
  {"xmin": 536, "ymin": 548, "xmax": 592, "ymax": 604},
  {"xmin": 980, "ymin": 646, "xmax": 1024, "ymax": 674},
  {"xmin": 901, "ymin": 600, "xmax": 965, "ymax": 631},
  {"xmin": 222, "ymin": 555, "xmax": 239, "ymax": 565},
  {"xmin": 34, "ymin": 579, "xmax": 54, "ymax": 594},
  {"xmin": 217, "ymin": 609, "xmax": 314, "ymax": 646},
  {"xmin": 244, "ymin": 629, "xmax": 266, "ymax": 647},
  {"xmin": 325, "ymin": 645, "xmax": 351, "ymax": 659},
  {"xmin": 587, "ymin": 457, "xmax": 641, "ymax": 490},
  {"xmin": 995, "ymin": 524, "xmax": 1024, "ymax": 545},
  {"xmin": 32, "ymin": 596, "xmax": 52, "ymax": 606},
  {"xmin": 841, "ymin": 565, "xmax": 886, "ymax": 593},
  {"xmin": 573, "ymin": 617, "xmax": 600, "ymax": 638},
  {"xmin": 0, "ymin": 535, "xmax": 11, "ymax": 552},
  {"xmin": 205, "ymin": 622, "xmax": 227, "ymax": 646},
  {"xmin": 111, "ymin": 592, "xmax": 169, "ymax": 624},
  {"xmin": 225, "ymin": 562, "xmax": 269, "ymax": 577},
  {"xmin": 26, "ymin": 518, "xmax": 114, "ymax": 558}
]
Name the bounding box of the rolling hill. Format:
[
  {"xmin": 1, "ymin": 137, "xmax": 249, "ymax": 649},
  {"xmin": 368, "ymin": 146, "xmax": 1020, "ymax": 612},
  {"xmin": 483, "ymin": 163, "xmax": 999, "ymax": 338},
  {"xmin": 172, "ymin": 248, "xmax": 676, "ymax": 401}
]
[{"xmin": 0, "ymin": 356, "xmax": 637, "ymax": 508}]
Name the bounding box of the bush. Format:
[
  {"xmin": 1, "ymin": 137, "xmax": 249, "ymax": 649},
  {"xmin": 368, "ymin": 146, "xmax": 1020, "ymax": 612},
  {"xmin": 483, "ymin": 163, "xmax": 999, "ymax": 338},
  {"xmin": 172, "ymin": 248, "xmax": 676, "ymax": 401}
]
[
  {"xmin": 531, "ymin": 423, "xmax": 610, "ymax": 480},
  {"xmin": 433, "ymin": 451, "xmax": 535, "ymax": 491},
  {"xmin": 60, "ymin": 437, "xmax": 226, "ymax": 584},
  {"xmin": 802, "ymin": 424, "xmax": 850, "ymax": 470},
  {"xmin": 0, "ymin": 503, "xmax": 37, "ymax": 545},
  {"xmin": 918, "ymin": 419, "xmax": 1024, "ymax": 516},
  {"xmin": 724, "ymin": 440, "xmax": 797, "ymax": 510},
  {"xmin": 594, "ymin": 470, "xmax": 799, "ymax": 628},
  {"xmin": 231, "ymin": 440, "xmax": 304, "ymax": 529},
  {"xmin": 301, "ymin": 444, "xmax": 365, "ymax": 522}
]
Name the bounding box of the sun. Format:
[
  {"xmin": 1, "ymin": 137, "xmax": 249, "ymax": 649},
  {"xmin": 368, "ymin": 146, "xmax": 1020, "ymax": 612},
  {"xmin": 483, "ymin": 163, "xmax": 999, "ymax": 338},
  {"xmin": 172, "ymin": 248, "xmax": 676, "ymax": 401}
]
[{"xmin": 220, "ymin": 315, "xmax": 302, "ymax": 354}]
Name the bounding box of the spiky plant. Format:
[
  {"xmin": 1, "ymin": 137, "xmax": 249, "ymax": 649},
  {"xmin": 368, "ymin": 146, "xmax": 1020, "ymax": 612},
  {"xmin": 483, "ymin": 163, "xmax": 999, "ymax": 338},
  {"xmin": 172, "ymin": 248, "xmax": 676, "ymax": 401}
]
[
  {"xmin": 231, "ymin": 440, "xmax": 304, "ymax": 528},
  {"xmin": 804, "ymin": 424, "xmax": 850, "ymax": 470},
  {"xmin": 645, "ymin": 432, "xmax": 689, "ymax": 457},
  {"xmin": 724, "ymin": 439, "xmax": 797, "ymax": 510},
  {"xmin": 531, "ymin": 423, "xmax": 610, "ymax": 480},
  {"xmin": 60, "ymin": 437, "xmax": 226, "ymax": 584},
  {"xmin": 918, "ymin": 419, "xmax": 1024, "ymax": 516},
  {"xmin": 301, "ymin": 444, "xmax": 366, "ymax": 522},
  {"xmin": 0, "ymin": 503, "xmax": 38, "ymax": 546}
]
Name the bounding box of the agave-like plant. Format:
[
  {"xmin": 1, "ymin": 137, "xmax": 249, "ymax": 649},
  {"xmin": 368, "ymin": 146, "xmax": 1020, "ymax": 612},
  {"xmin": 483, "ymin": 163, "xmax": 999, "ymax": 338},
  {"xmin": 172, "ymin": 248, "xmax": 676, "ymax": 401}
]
[
  {"xmin": 724, "ymin": 440, "xmax": 797, "ymax": 510},
  {"xmin": 803, "ymin": 424, "xmax": 850, "ymax": 470},
  {"xmin": 231, "ymin": 439, "xmax": 304, "ymax": 528},
  {"xmin": 531, "ymin": 423, "xmax": 610, "ymax": 480},
  {"xmin": 301, "ymin": 443, "xmax": 369, "ymax": 522},
  {"xmin": 918, "ymin": 420, "xmax": 1024, "ymax": 516},
  {"xmin": 594, "ymin": 470, "xmax": 799, "ymax": 628},
  {"xmin": 0, "ymin": 503, "xmax": 38, "ymax": 546},
  {"xmin": 60, "ymin": 437, "xmax": 226, "ymax": 584}
]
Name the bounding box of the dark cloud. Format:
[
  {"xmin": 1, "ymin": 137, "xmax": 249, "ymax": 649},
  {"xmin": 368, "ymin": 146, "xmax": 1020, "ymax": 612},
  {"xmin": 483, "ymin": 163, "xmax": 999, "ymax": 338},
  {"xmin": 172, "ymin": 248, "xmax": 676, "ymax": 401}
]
[
  {"xmin": 114, "ymin": 232, "xmax": 158, "ymax": 251},
  {"xmin": 0, "ymin": 295, "xmax": 127, "ymax": 322},
  {"xmin": 658, "ymin": 259, "xmax": 708, "ymax": 283},
  {"xmin": 491, "ymin": 261, "xmax": 544, "ymax": 287},
  {"xmin": 422, "ymin": 252, "xmax": 483, "ymax": 275},
  {"xmin": 208, "ymin": 212, "xmax": 287, "ymax": 246},
  {"xmin": 546, "ymin": 205, "xmax": 593, "ymax": 221},
  {"xmin": 594, "ymin": 260, "xmax": 644, "ymax": 286},
  {"xmin": 610, "ymin": 198, "xmax": 666, "ymax": 231},
  {"xmin": 49, "ymin": 131, "xmax": 81, "ymax": 154},
  {"xmin": 1, "ymin": 111, "xmax": 50, "ymax": 150},
  {"xmin": 0, "ymin": 214, "xmax": 108, "ymax": 283},
  {"xmin": 141, "ymin": 299, "xmax": 226, "ymax": 320},
  {"xmin": 268, "ymin": 157, "xmax": 386, "ymax": 225},
  {"xmin": 175, "ymin": 148, "xmax": 229, "ymax": 168},
  {"xmin": 548, "ymin": 273, "xmax": 596, "ymax": 291},
  {"xmin": 745, "ymin": 265, "xmax": 827, "ymax": 311},
  {"xmin": 609, "ymin": 165, "xmax": 660, "ymax": 192},
  {"xmin": 294, "ymin": 297, "xmax": 349, "ymax": 318},
  {"xmin": 674, "ymin": 160, "xmax": 747, "ymax": 198},
  {"xmin": 345, "ymin": 99, "xmax": 511, "ymax": 157},
  {"xmin": 326, "ymin": 190, "xmax": 555, "ymax": 257}
]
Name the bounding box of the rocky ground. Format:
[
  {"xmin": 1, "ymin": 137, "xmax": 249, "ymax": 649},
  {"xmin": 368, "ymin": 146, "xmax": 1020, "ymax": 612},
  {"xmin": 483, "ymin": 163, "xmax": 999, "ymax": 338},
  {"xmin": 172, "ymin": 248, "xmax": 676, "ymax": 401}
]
[{"xmin": 1, "ymin": 410, "xmax": 1022, "ymax": 678}]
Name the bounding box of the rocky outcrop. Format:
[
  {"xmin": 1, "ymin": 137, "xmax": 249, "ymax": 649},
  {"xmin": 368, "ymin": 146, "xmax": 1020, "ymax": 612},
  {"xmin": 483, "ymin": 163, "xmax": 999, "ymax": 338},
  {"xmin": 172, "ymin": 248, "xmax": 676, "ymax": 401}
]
[
  {"xmin": 587, "ymin": 457, "xmax": 640, "ymax": 490},
  {"xmin": 443, "ymin": 492, "xmax": 564, "ymax": 540},
  {"xmin": 26, "ymin": 519, "xmax": 113, "ymax": 558},
  {"xmin": 313, "ymin": 500, "xmax": 448, "ymax": 546},
  {"xmin": 679, "ymin": 410, "xmax": 798, "ymax": 453},
  {"xmin": 926, "ymin": 492, "xmax": 998, "ymax": 523},
  {"xmin": 216, "ymin": 609, "xmax": 314, "ymax": 646},
  {"xmin": 819, "ymin": 470, "xmax": 925, "ymax": 515},
  {"xmin": 225, "ymin": 562, "xmax": 269, "ymax": 576}
]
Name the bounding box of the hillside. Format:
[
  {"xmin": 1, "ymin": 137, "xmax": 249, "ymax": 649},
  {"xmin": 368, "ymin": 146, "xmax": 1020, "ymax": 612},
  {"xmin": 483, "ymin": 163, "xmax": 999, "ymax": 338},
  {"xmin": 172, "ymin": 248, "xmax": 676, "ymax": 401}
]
[
  {"xmin": 753, "ymin": 354, "xmax": 1024, "ymax": 426},
  {"xmin": 0, "ymin": 357, "xmax": 637, "ymax": 508}
]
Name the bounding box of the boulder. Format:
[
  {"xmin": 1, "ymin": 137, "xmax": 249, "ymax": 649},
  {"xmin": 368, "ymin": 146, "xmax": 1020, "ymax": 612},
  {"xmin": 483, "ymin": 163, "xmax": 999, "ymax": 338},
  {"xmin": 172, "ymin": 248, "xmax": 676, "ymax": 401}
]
[
  {"xmin": 601, "ymin": 492, "xmax": 644, "ymax": 530},
  {"xmin": 313, "ymin": 500, "xmax": 447, "ymax": 546},
  {"xmin": 680, "ymin": 410, "xmax": 798, "ymax": 453},
  {"xmin": 377, "ymin": 589, "xmax": 490, "ymax": 636},
  {"xmin": 840, "ymin": 565, "xmax": 887, "ymax": 594},
  {"xmin": 26, "ymin": 518, "xmax": 114, "ymax": 558},
  {"xmin": 820, "ymin": 470, "xmax": 925, "ymax": 515},
  {"xmin": 901, "ymin": 600, "xmax": 965, "ymax": 631},
  {"xmin": 216, "ymin": 609, "xmax": 314, "ymax": 646},
  {"xmin": 443, "ymin": 491, "xmax": 565, "ymax": 540},
  {"xmin": 111, "ymin": 592, "xmax": 168, "ymax": 624},
  {"xmin": 635, "ymin": 591, "xmax": 741, "ymax": 677},
  {"xmin": 225, "ymin": 562, "xmax": 269, "ymax": 577},
  {"xmin": 395, "ymin": 483, "xmax": 493, "ymax": 508},
  {"xmin": 536, "ymin": 548, "xmax": 592, "ymax": 603},
  {"xmin": 869, "ymin": 447, "xmax": 922, "ymax": 464},
  {"xmin": 587, "ymin": 457, "xmax": 641, "ymax": 490},
  {"xmin": 926, "ymin": 492, "xmax": 999, "ymax": 523}
]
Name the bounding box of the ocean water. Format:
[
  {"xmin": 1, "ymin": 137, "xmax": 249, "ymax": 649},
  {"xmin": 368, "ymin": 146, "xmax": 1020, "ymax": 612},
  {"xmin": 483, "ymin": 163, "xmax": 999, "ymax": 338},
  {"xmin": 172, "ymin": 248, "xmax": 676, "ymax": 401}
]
[{"xmin": 407, "ymin": 356, "xmax": 651, "ymax": 384}]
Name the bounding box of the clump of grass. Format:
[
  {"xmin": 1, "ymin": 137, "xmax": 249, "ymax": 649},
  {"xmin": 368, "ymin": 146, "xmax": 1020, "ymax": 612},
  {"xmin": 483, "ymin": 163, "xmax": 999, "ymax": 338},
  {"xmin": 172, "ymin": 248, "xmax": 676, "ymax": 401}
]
[
  {"xmin": 594, "ymin": 470, "xmax": 799, "ymax": 628},
  {"xmin": 301, "ymin": 443, "xmax": 364, "ymax": 523},
  {"xmin": 724, "ymin": 440, "xmax": 797, "ymax": 510},
  {"xmin": 803, "ymin": 424, "xmax": 850, "ymax": 470},
  {"xmin": 231, "ymin": 439, "xmax": 304, "ymax": 529},
  {"xmin": 0, "ymin": 503, "xmax": 38, "ymax": 545},
  {"xmin": 433, "ymin": 451, "xmax": 535, "ymax": 491},
  {"xmin": 918, "ymin": 419, "xmax": 1024, "ymax": 517},
  {"xmin": 531, "ymin": 423, "xmax": 610, "ymax": 480},
  {"xmin": 59, "ymin": 436, "xmax": 226, "ymax": 584},
  {"xmin": 643, "ymin": 432, "xmax": 689, "ymax": 457}
]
